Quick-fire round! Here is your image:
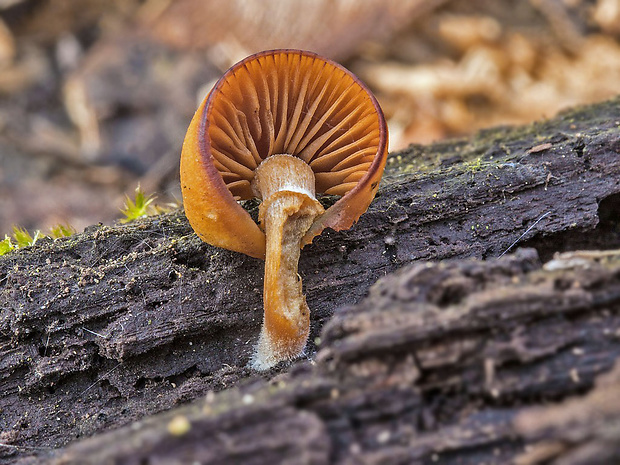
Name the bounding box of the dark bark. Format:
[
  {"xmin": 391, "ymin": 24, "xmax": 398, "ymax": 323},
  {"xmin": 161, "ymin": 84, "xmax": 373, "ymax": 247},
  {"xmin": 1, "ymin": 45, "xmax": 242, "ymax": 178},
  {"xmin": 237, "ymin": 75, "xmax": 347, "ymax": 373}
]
[
  {"xmin": 51, "ymin": 249, "xmax": 620, "ymax": 464},
  {"xmin": 1, "ymin": 97, "xmax": 619, "ymax": 464}
]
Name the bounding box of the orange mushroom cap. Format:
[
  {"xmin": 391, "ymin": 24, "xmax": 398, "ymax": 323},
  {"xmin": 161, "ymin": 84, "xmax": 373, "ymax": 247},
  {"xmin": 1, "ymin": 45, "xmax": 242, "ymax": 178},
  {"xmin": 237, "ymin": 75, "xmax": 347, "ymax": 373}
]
[{"xmin": 181, "ymin": 49, "xmax": 388, "ymax": 259}]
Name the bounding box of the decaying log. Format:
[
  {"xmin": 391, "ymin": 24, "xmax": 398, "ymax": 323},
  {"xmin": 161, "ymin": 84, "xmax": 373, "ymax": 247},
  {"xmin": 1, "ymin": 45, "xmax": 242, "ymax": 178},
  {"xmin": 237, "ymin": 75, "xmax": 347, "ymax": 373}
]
[
  {"xmin": 515, "ymin": 354, "xmax": 620, "ymax": 465},
  {"xmin": 0, "ymin": 96, "xmax": 619, "ymax": 463},
  {"xmin": 54, "ymin": 249, "xmax": 620, "ymax": 464}
]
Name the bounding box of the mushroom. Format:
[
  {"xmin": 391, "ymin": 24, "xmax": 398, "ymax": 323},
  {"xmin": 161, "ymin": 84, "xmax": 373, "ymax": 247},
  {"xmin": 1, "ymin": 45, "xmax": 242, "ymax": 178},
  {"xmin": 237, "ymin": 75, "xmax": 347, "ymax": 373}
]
[{"xmin": 180, "ymin": 49, "xmax": 388, "ymax": 370}]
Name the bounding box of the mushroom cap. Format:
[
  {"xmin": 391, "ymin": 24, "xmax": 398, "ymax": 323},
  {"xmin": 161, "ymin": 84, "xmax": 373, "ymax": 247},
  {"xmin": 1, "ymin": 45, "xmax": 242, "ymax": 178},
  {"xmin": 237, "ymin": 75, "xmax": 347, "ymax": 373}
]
[{"xmin": 181, "ymin": 49, "xmax": 388, "ymax": 259}]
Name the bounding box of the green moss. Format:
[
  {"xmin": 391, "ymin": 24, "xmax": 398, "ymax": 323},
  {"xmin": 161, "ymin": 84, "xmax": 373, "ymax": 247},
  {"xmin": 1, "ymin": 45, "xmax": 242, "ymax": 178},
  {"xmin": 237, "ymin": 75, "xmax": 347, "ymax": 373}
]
[
  {"xmin": 0, "ymin": 235, "xmax": 14, "ymax": 256},
  {"xmin": 12, "ymin": 226, "xmax": 41, "ymax": 248},
  {"xmin": 120, "ymin": 185, "xmax": 157, "ymax": 223},
  {"xmin": 49, "ymin": 224, "xmax": 76, "ymax": 239}
]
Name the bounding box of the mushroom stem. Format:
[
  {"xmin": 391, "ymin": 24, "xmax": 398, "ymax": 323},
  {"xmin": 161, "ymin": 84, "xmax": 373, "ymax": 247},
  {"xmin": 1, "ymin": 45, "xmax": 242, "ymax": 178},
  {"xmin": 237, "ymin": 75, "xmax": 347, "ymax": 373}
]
[{"xmin": 250, "ymin": 154, "xmax": 325, "ymax": 370}]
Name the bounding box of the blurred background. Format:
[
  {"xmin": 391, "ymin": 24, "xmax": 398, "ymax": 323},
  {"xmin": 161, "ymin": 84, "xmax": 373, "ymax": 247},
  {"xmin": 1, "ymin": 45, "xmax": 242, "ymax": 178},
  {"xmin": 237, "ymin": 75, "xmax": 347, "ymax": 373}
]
[{"xmin": 0, "ymin": 0, "xmax": 619, "ymax": 234}]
